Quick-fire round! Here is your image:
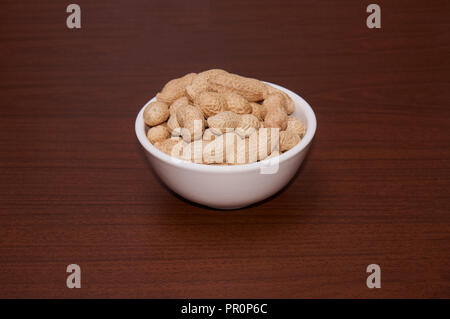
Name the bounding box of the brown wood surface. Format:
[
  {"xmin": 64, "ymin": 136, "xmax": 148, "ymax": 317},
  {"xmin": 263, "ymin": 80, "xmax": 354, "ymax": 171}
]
[{"xmin": 0, "ymin": 0, "xmax": 449, "ymax": 298}]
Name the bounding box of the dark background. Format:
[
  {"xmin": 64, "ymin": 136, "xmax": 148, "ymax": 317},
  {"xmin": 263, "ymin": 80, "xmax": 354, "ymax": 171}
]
[{"xmin": 0, "ymin": 0, "xmax": 449, "ymax": 298}]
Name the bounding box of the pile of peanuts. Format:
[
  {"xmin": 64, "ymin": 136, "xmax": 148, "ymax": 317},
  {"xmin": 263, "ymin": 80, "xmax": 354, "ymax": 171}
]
[{"xmin": 143, "ymin": 69, "xmax": 306, "ymax": 165}]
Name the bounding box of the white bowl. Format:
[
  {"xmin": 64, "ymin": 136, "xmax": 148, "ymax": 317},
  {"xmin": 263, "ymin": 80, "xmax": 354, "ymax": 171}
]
[{"xmin": 135, "ymin": 82, "xmax": 317, "ymax": 209}]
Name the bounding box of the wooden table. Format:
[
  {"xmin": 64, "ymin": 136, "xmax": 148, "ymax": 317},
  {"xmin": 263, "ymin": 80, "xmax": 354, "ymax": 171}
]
[{"xmin": 0, "ymin": 0, "xmax": 449, "ymax": 298}]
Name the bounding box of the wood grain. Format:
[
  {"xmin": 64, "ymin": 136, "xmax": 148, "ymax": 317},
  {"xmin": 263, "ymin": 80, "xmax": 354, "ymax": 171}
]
[{"xmin": 0, "ymin": 0, "xmax": 449, "ymax": 298}]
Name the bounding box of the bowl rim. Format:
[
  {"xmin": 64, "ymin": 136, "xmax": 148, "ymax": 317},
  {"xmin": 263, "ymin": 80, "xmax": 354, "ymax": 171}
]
[{"xmin": 135, "ymin": 81, "xmax": 317, "ymax": 173}]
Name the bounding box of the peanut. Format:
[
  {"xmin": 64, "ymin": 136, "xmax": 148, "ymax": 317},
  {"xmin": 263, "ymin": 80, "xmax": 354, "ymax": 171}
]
[
  {"xmin": 264, "ymin": 108, "xmax": 288, "ymax": 131},
  {"xmin": 170, "ymin": 96, "xmax": 190, "ymax": 115},
  {"xmin": 265, "ymin": 84, "xmax": 295, "ymax": 114},
  {"xmin": 283, "ymin": 93, "xmax": 295, "ymax": 115},
  {"xmin": 208, "ymin": 73, "xmax": 267, "ymax": 102},
  {"xmin": 207, "ymin": 111, "xmax": 241, "ymax": 134},
  {"xmin": 235, "ymin": 114, "xmax": 260, "ymax": 138},
  {"xmin": 186, "ymin": 69, "xmax": 228, "ymax": 100},
  {"xmin": 250, "ymin": 102, "xmax": 263, "ymax": 121},
  {"xmin": 194, "ymin": 91, "xmax": 226, "ymax": 118},
  {"xmin": 279, "ymin": 130, "xmax": 301, "ymax": 152},
  {"xmin": 166, "ymin": 96, "xmax": 189, "ymax": 134},
  {"xmin": 286, "ymin": 116, "xmax": 306, "ymax": 138},
  {"xmin": 143, "ymin": 101, "xmax": 170, "ymax": 127},
  {"xmin": 156, "ymin": 73, "xmax": 196, "ymax": 105},
  {"xmin": 147, "ymin": 125, "xmax": 170, "ymax": 144},
  {"xmin": 207, "ymin": 111, "xmax": 262, "ymax": 138},
  {"xmin": 261, "ymin": 92, "xmax": 283, "ymax": 118},
  {"xmin": 223, "ymin": 92, "xmax": 252, "ymax": 114},
  {"xmin": 167, "ymin": 115, "xmax": 180, "ymax": 134},
  {"xmin": 154, "ymin": 137, "xmax": 182, "ymax": 155},
  {"xmin": 176, "ymin": 105, "xmax": 205, "ymax": 142},
  {"xmin": 262, "ymin": 93, "xmax": 288, "ymax": 130}
]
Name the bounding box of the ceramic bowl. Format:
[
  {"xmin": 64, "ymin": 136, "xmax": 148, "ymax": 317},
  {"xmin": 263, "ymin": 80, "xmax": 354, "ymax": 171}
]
[{"xmin": 135, "ymin": 82, "xmax": 317, "ymax": 209}]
